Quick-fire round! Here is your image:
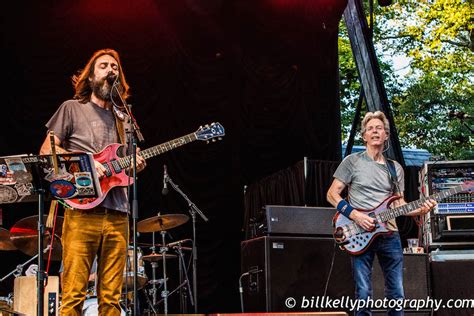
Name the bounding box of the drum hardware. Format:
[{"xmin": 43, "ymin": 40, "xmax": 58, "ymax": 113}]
[
  {"xmin": 0, "ymin": 294, "xmax": 22, "ymax": 316},
  {"xmin": 122, "ymin": 245, "xmax": 147, "ymax": 293},
  {"xmin": 159, "ymin": 230, "xmax": 170, "ymax": 314},
  {"xmin": 164, "ymin": 171, "xmax": 209, "ymax": 313},
  {"xmin": 173, "ymin": 240, "xmax": 194, "ymax": 312},
  {"xmin": 0, "ymin": 245, "xmax": 52, "ymax": 283},
  {"xmin": 148, "ymin": 277, "xmax": 168, "ymax": 286}
]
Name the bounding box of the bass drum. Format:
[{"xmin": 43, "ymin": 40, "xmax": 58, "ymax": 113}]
[{"xmin": 82, "ymin": 298, "xmax": 126, "ymax": 316}]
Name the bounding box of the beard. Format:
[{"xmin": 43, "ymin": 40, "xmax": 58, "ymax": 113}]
[{"xmin": 90, "ymin": 76, "xmax": 113, "ymax": 101}]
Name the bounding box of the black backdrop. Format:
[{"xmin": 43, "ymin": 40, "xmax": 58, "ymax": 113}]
[{"xmin": 1, "ymin": 0, "xmax": 347, "ymax": 312}]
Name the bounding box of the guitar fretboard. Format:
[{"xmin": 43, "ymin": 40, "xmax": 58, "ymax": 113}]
[
  {"xmin": 378, "ymin": 185, "xmax": 466, "ymax": 222},
  {"xmin": 116, "ymin": 132, "xmax": 197, "ymax": 168}
]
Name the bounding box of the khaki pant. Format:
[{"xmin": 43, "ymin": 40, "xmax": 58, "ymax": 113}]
[{"xmin": 60, "ymin": 208, "xmax": 128, "ymax": 316}]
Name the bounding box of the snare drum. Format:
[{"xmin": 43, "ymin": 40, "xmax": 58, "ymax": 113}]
[{"xmin": 123, "ymin": 246, "xmax": 147, "ymax": 292}]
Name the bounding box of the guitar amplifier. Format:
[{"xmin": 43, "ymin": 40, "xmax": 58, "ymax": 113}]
[{"xmin": 252, "ymin": 205, "xmax": 335, "ymax": 237}]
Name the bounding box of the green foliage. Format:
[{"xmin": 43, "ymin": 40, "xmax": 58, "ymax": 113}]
[{"xmin": 338, "ymin": 0, "xmax": 473, "ymax": 159}]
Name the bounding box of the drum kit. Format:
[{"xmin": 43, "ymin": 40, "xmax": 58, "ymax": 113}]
[{"xmin": 0, "ymin": 212, "xmax": 193, "ymax": 315}]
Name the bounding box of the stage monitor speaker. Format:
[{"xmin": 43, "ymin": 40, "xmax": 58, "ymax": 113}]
[
  {"xmin": 261, "ymin": 205, "xmax": 335, "ymax": 237},
  {"xmin": 241, "ymin": 236, "xmax": 354, "ymax": 312},
  {"xmin": 13, "ymin": 276, "xmax": 59, "ymax": 316},
  {"xmin": 431, "ymin": 259, "xmax": 474, "ymax": 316}
]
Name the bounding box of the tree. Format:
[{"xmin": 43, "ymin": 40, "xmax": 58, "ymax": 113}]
[{"xmin": 339, "ymin": 0, "xmax": 473, "ymax": 159}]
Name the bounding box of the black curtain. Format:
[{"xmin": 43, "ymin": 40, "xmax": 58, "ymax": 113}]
[{"xmin": 0, "ymin": 0, "xmax": 347, "ymax": 312}]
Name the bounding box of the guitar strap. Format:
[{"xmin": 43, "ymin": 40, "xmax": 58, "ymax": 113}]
[{"xmin": 385, "ymin": 157, "xmax": 401, "ymax": 194}]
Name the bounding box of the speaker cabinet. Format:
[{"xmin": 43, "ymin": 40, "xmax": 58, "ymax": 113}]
[
  {"xmin": 370, "ymin": 254, "xmax": 431, "ymax": 315},
  {"xmin": 372, "ymin": 254, "xmax": 430, "ymax": 300},
  {"xmin": 431, "ymin": 259, "xmax": 474, "ymax": 316},
  {"xmin": 13, "ymin": 276, "xmax": 59, "ymax": 316},
  {"xmin": 241, "ymin": 237, "xmax": 431, "ymax": 313},
  {"xmin": 241, "ymin": 236, "xmax": 354, "ymax": 312}
]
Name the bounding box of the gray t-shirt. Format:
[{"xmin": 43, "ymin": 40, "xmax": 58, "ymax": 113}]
[
  {"xmin": 333, "ymin": 151, "xmax": 404, "ymax": 231},
  {"xmin": 46, "ymin": 100, "xmax": 129, "ymax": 212}
]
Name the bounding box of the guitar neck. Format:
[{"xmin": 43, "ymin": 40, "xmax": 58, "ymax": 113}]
[
  {"xmin": 119, "ymin": 132, "xmax": 197, "ymax": 167},
  {"xmin": 380, "ymin": 185, "xmax": 465, "ymax": 221}
]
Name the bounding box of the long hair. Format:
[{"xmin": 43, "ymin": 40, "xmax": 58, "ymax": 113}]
[{"xmin": 72, "ymin": 48, "xmax": 130, "ymax": 103}]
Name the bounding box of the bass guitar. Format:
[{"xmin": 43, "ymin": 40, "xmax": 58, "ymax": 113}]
[
  {"xmin": 333, "ymin": 182, "xmax": 473, "ymax": 255},
  {"xmin": 65, "ymin": 122, "xmax": 225, "ymax": 209}
]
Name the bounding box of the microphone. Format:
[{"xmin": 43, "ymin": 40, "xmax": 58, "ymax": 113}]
[
  {"xmin": 162, "ymin": 165, "xmax": 169, "ymax": 195},
  {"xmin": 106, "ymin": 72, "xmax": 118, "ymax": 85},
  {"xmin": 167, "ymin": 239, "xmax": 192, "ymax": 248},
  {"xmin": 449, "ymin": 111, "xmax": 472, "ymax": 120}
]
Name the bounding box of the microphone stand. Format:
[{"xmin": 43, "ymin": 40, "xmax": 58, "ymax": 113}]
[
  {"xmin": 165, "ymin": 174, "xmax": 208, "ymax": 313},
  {"xmin": 112, "ymin": 82, "xmax": 144, "ymax": 316}
]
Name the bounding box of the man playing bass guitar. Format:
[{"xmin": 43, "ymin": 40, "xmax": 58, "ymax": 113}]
[
  {"xmin": 40, "ymin": 49, "xmax": 146, "ymax": 316},
  {"xmin": 327, "ymin": 111, "xmax": 436, "ymax": 316}
]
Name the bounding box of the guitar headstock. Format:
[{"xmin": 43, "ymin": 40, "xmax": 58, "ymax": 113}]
[{"xmin": 195, "ymin": 122, "xmax": 225, "ymax": 142}]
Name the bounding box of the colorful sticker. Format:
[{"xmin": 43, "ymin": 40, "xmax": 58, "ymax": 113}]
[
  {"xmin": 0, "ymin": 164, "xmax": 7, "ymax": 177},
  {"xmin": 77, "ymin": 187, "xmax": 95, "ymax": 196},
  {"xmin": 14, "ymin": 183, "xmax": 33, "ymax": 196},
  {"xmin": 74, "ymin": 172, "xmax": 93, "ymax": 187},
  {"xmin": 43, "ymin": 165, "xmax": 74, "ymax": 182},
  {"xmin": 0, "ymin": 185, "xmax": 19, "ymax": 204},
  {"xmin": 12, "ymin": 170, "xmax": 33, "ymax": 184},
  {"xmin": 49, "ymin": 180, "xmax": 77, "ymax": 199},
  {"xmin": 5, "ymin": 158, "xmax": 27, "ymax": 173},
  {"xmin": 74, "ymin": 172, "xmax": 95, "ymax": 196},
  {"xmin": 0, "ymin": 172, "xmax": 16, "ymax": 185}
]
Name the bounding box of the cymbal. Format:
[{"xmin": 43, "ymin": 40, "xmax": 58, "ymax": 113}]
[
  {"xmin": 137, "ymin": 214, "xmax": 189, "ymax": 233},
  {"xmin": 9, "ymin": 215, "xmax": 64, "ymax": 261},
  {"xmin": 142, "ymin": 253, "xmax": 177, "ymax": 262},
  {"xmin": 0, "ymin": 227, "xmax": 16, "ymax": 250}
]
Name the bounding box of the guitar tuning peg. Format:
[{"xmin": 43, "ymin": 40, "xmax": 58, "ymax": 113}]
[
  {"xmin": 218, "ymin": 137, "xmax": 222, "ymax": 140},
  {"xmin": 212, "ymin": 139, "xmax": 216, "ymax": 142},
  {"xmin": 200, "ymin": 125, "xmax": 203, "ymax": 129},
  {"xmin": 206, "ymin": 141, "xmax": 210, "ymax": 144}
]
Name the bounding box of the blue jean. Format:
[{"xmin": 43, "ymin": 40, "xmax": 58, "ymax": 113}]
[{"xmin": 351, "ymin": 232, "xmax": 404, "ymax": 316}]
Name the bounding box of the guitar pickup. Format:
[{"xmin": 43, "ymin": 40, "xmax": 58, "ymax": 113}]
[
  {"xmin": 110, "ymin": 160, "xmax": 122, "ymax": 173},
  {"xmin": 103, "ymin": 163, "xmax": 113, "ymax": 177}
]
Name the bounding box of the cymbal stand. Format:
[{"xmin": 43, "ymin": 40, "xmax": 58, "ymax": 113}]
[
  {"xmin": 160, "ymin": 230, "xmax": 169, "ymax": 315},
  {"xmin": 165, "ymin": 175, "xmax": 209, "ymax": 312},
  {"xmin": 149, "ymin": 231, "xmax": 158, "ymax": 306},
  {"xmin": 0, "ymin": 245, "xmax": 51, "ymax": 282}
]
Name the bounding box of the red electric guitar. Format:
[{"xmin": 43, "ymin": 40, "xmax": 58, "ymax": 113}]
[
  {"xmin": 333, "ymin": 182, "xmax": 473, "ymax": 255},
  {"xmin": 66, "ymin": 122, "xmax": 225, "ymax": 210}
]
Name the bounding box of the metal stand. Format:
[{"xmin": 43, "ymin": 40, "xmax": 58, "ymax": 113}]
[
  {"xmin": 165, "ymin": 175, "xmax": 208, "ymax": 312},
  {"xmin": 159, "ymin": 231, "xmax": 169, "ymax": 314},
  {"xmin": 112, "ymin": 79, "xmax": 145, "ymax": 316},
  {"xmin": 174, "ymin": 242, "xmax": 194, "ymax": 312},
  {"xmin": 0, "ymin": 245, "xmax": 50, "ymax": 282}
]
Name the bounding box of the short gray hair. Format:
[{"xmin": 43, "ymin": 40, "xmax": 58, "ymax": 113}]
[{"xmin": 361, "ymin": 111, "xmax": 390, "ymax": 136}]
